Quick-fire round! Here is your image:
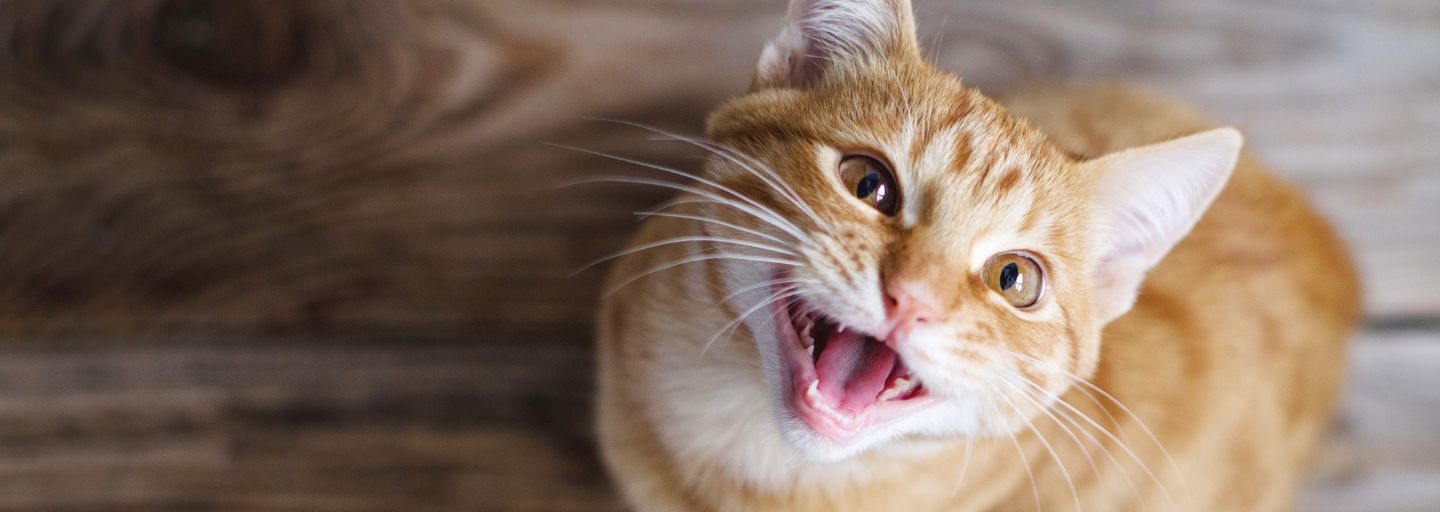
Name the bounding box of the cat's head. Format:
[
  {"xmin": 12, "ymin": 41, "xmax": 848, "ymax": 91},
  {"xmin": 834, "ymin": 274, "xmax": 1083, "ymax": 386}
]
[{"xmin": 695, "ymin": 0, "xmax": 1241, "ymax": 461}]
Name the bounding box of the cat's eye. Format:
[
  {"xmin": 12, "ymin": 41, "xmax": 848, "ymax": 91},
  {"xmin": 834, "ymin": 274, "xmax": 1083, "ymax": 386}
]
[
  {"xmin": 838, "ymin": 155, "xmax": 899, "ymax": 215},
  {"xmin": 982, "ymin": 252, "xmax": 1045, "ymax": 308}
]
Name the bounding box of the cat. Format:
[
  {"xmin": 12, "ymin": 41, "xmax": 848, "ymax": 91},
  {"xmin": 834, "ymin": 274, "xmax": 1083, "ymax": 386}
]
[{"xmin": 592, "ymin": 1, "xmax": 1359, "ymax": 510}]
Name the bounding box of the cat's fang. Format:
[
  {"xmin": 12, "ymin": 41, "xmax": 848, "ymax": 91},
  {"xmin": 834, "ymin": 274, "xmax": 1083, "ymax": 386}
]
[
  {"xmin": 804, "ymin": 379, "xmax": 863, "ymax": 427},
  {"xmin": 779, "ymin": 296, "xmax": 939, "ymax": 443},
  {"xmin": 877, "ymin": 376, "xmax": 918, "ymax": 402}
]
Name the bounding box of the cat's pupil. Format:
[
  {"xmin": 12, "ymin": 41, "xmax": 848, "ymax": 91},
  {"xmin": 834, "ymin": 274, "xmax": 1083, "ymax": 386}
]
[
  {"xmin": 999, "ymin": 262, "xmax": 1019, "ymax": 291},
  {"xmin": 855, "ymin": 172, "xmax": 880, "ymax": 199}
]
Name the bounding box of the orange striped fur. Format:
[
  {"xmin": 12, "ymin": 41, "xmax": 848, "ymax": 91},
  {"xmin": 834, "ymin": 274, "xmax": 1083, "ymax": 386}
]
[{"xmin": 595, "ymin": 1, "xmax": 1359, "ymax": 510}]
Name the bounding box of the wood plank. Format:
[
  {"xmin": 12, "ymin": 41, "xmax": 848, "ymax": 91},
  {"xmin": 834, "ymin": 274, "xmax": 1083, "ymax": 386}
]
[
  {"xmin": 0, "ymin": 1, "xmax": 1434, "ymax": 510},
  {"xmin": 0, "ymin": 334, "xmax": 617, "ymax": 511},
  {"xmin": 0, "ymin": 0, "xmax": 1436, "ymax": 337},
  {"xmin": 0, "ymin": 329, "xmax": 1429, "ymax": 510},
  {"xmin": 1301, "ymin": 329, "xmax": 1440, "ymax": 512}
]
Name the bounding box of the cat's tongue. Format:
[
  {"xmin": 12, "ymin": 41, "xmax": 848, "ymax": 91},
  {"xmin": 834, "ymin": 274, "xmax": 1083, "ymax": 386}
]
[{"xmin": 815, "ymin": 329, "xmax": 896, "ymax": 414}]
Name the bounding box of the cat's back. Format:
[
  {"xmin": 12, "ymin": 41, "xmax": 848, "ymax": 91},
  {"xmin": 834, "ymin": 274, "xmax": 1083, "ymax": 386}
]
[{"xmin": 1001, "ymin": 84, "xmax": 1361, "ymax": 510}]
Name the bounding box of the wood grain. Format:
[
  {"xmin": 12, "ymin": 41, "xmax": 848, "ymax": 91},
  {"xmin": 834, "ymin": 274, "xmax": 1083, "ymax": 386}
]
[
  {"xmin": 0, "ymin": 333, "xmax": 619, "ymax": 511},
  {"xmin": 1301, "ymin": 330, "xmax": 1440, "ymax": 512},
  {"xmin": 0, "ymin": 330, "xmax": 1429, "ymax": 511},
  {"xmin": 0, "ymin": 1, "xmax": 1436, "ymax": 510},
  {"xmin": 1, "ymin": 0, "xmax": 1436, "ymax": 337}
]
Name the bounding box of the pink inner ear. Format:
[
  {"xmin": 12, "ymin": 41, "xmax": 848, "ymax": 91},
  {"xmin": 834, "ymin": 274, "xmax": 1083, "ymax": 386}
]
[
  {"xmin": 786, "ymin": 46, "xmax": 826, "ymax": 88},
  {"xmin": 753, "ymin": 0, "xmax": 919, "ymax": 90},
  {"xmin": 755, "ymin": 25, "xmax": 828, "ymax": 90},
  {"xmin": 1085, "ymin": 129, "xmax": 1241, "ymax": 323}
]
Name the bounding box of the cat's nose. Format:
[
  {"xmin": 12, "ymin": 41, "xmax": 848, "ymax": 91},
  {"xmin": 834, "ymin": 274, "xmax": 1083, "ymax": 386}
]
[{"xmin": 883, "ymin": 280, "xmax": 941, "ymax": 343}]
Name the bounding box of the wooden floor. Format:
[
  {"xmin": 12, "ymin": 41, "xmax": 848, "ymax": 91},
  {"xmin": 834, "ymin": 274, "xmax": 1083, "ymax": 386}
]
[
  {"xmin": 0, "ymin": 0, "xmax": 1436, "ymax": 510},
  {"xmin": 0, "ymin": 329, "xmax": 1436, "ymax": 511}
]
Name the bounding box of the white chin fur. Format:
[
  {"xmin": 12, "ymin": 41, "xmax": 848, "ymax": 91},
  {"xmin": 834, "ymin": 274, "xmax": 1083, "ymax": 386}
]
[{"xmin": 655, "ymin": 261, "xmax": 996, "ymax": 490}]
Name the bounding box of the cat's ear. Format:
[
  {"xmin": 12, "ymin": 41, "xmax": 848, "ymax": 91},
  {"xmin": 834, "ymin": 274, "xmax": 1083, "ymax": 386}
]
[
  {"xmin": 753, "ymin": 0, "xmax": 920, "ymax": 90},
  {"xmin": 1084, "ymin": 128, "xmax": 1243, "ymax": 323}
]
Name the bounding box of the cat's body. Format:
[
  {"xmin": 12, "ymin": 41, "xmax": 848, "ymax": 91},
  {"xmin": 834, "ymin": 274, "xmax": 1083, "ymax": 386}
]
[{"xmin": 595, "ymin": 2, "xmax": 1358, "ymax": 511}]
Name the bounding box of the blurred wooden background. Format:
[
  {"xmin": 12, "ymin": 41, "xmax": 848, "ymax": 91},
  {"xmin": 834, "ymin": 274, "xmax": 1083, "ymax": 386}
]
[{"xmin": 0, "ymin": 0, "xmax": 1436, "ymax": 510}]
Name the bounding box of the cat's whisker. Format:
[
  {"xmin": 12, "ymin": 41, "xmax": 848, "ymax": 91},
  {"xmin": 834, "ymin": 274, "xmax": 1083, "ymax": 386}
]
[
  {"xmin": 1026, "ymin": 388, "xmax": 1169, "ymax": 512},
  {"xmin": 563, "ymin": 173, "xmax": 803, "ymax": 244},
  {"xmin": 550, "ymin": 143, "xmax": 811, "ymax": 241},
  {"xmin": 948, "ymin": 434, "xmax": 976, "ymax": 499},
  {"xmin": 1002, "ymin": 371, "xmax": 1100, "ymax": 471},
  {"xmin": 642, "ymin": 196, "xmax": 802, "ymax": 243},
  {"xmin": 640, "ymin": 195, "xmax": 708, "ymax": 219},
  {"xmin": 641, "ymin": 196, "xmax": 737, "ymax": 224},
  {"xmin": 687, "ymin": 139, "xmax": 837, "ymax": 238},
  {"xmin": 1003, "ymin": 351, "xmax": 1192, "ymax": 494},
  {"xmin": 604, "ymin": 251, "xmax": 802, "ymax": 298},
  {"xmin": 996, "ymin": 384, "xmax": 1082, "ymax": 512},
  {"xmin": 714, "ymin": 279, "xmax": 816, "ymax": 355},
  {"xmin": 681, "ymin": 140, "xmax": 833, "ymax": 236},
  {"xmin": 641, "ymin": 195, "xmax": 816, "ymax": 251},
  {"xmin": 565, "ymin": 176, "xmax": 810, "ymax": 243},
  {"xmin": 1001, "ymin": 373, "xmax": 1104, "ymax": 492},
  {"xmin": 993, "ymin": 399, "xmax": 1043, "ymax": 512},
  {"xmin": 998, "ymin": 349, "xmax": 1190, "ymax": 510},
  {"xmin": 692, "ymin": 139, "xmax": 809, "ymax": 212},
  {"xmin": 927, "ymin": 14, "xmax": 951, "ymax": 64},
  {"xmin": 994, "ymin": 354, "xmax": 1137, "ymax": 452},
  {"xmin": 714, "ymin": 277, "xmax": 819, "ymax": 313},
  {"xmin": 572, "ymin": 236, "xmax": 797, "ymax": 277},
  {"xmin": 703, "ymin": 286, "xmax": 806, "ymax": 357},
  {"xmin": 586, "ymin": 119, "xmax": 833, "ymax": 236},
  {"xmin": 1042, "ymin": 371, "xmax": 1137, "ymax": 449},
  {"xmin": 1009, "ymin": 374, "xmax": 1148, "ymax": 511},
  {"xmin": 787, "ymin": 298, "xmax": 820, "ymax": 326},
  {"xmin": 634, "ymin": 210, "xmax": 792, "ymax": 246}
]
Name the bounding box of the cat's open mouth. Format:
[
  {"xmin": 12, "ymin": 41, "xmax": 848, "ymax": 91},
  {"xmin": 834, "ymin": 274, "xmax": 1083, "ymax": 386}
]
[{"xmin": 775, "ymin": 297, "xmax": 938, "ymax": 443}]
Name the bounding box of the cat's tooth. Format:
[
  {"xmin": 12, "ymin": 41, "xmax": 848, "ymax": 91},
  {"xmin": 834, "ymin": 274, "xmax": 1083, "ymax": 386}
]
[
  {"xmin": 806, "ymin": 380, "xmax": 822, "ymax": 402},
  {"xmin": 879, "ymin": 377, "xmax": 916, "ymax": 402},
  {"xmin": 804, "ymin": 380, "xmax": 856, "ymax": 424},
  {"xmin": 878, "ymin": 379, "xmax": 903, "ymax": 401},
  {"xmin": 836, "ymin": 325, "xmax": 846, "ymax": 335},
  {"xmin": 799, "ymin": 320, "xmax": 814, "ymax": 348}
]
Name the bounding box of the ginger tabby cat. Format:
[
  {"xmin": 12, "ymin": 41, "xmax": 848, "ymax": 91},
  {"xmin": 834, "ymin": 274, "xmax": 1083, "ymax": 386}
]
[{"xmin": 593, "ymin": 1, "xmax": 1359, "ymax": 510}]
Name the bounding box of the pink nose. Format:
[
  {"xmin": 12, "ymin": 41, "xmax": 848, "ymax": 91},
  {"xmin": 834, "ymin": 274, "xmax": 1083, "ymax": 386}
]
[{"xmin": 883, "ymin": 280, "xmax": 941, "ymax": 343}]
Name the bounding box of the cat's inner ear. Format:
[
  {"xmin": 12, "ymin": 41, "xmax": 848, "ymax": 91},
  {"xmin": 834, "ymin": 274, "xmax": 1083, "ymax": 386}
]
[
  {"xmin": 754, "ymin": 0, "xmax": 920, "ymax": 90},
  {"xmin": 1084, "ymin": 128, "xmax": 1244, "ymax": 324}
]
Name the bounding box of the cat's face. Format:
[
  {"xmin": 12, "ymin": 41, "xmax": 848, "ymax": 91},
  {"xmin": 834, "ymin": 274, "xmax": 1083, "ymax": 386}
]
[
  {"xmin": 680, "ymin": 0, "xmax": 1239, "ymax": 461},
  {"xmin": 700, "ymin": 62, "xmax": 1102, "ymax": 459}
]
